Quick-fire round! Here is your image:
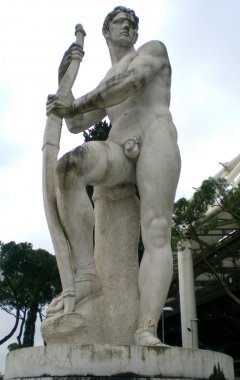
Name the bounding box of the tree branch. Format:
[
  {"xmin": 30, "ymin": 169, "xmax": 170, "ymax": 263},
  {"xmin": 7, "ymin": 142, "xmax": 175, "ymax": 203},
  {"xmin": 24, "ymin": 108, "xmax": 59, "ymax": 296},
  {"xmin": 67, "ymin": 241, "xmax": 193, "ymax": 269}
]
[
  {"xmin": 17, "ymin": 308, "xmax": 27, "ymax": 346},
  {"xmin": 0, "ymin": 307, "xmax": 20, "ymax": 345},
  {"xmin": 192, "ymin": 231, "xmax": 240, "ymax": 305}
]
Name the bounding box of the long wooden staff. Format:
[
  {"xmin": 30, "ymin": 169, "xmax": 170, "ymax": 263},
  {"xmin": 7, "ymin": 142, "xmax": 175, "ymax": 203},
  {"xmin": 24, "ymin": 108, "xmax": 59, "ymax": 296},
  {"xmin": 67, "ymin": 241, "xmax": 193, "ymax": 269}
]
[{"xmin": 42, "ymin": 24, "xmax": 86, "ymax": 313}]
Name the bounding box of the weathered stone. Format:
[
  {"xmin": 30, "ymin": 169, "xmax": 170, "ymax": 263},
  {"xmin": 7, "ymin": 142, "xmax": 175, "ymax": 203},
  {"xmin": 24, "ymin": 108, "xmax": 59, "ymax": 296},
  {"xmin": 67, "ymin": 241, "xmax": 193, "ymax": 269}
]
[
  {"xmin": 42, "ymin": 5, "xmax": 181, "ymax": 347},
  {"xmin": 42, "ymin": 186, "xmax": 140, "ymax": 345},
  {"xmin": 4, "ymin": 345, "xmax": 234, "ymax": 380}
]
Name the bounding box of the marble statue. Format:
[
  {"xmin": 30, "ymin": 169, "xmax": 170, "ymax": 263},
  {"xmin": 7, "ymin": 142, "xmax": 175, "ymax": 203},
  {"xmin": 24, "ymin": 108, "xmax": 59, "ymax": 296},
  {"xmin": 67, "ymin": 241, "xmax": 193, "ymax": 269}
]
[
  {"xmin": 43, "ymin": 5, "xmax": 181, "ymax": 347},
  {"xmin": 4, "ymin": 10, "xmax": 235, "ymax": 379}
]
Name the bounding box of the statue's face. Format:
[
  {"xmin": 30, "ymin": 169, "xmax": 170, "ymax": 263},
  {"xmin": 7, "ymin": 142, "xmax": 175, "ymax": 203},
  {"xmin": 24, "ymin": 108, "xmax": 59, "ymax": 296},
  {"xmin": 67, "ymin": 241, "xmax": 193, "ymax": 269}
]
[{"xmin": 106, "ymin": 12, "xmax": 138, "ymax": 47}]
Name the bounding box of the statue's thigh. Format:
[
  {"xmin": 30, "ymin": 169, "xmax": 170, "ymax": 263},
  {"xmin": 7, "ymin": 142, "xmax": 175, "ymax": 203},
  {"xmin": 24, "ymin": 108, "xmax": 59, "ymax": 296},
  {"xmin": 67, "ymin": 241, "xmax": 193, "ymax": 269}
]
[
  {"xmin": 136, "ymin": 124, "xmax": 181, "ymax": 221},
  {"xmin": 79, "ymin": 140, "xmax": 136, "ymax": 187}
]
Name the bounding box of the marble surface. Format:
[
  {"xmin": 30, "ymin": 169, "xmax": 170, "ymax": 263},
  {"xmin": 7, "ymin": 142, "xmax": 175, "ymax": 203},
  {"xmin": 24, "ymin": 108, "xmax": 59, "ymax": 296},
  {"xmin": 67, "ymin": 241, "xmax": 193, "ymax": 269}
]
[{"xmin": 4, "ymin": 345, "xmax": 234, "ymax": 380}]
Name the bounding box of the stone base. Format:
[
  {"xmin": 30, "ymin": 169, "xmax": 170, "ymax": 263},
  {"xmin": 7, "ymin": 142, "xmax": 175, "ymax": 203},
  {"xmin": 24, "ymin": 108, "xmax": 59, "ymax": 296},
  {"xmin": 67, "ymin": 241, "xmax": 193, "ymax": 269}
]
[{"xmin": 4, "ymin": 344, "xmax": 234, "ymax": 380}]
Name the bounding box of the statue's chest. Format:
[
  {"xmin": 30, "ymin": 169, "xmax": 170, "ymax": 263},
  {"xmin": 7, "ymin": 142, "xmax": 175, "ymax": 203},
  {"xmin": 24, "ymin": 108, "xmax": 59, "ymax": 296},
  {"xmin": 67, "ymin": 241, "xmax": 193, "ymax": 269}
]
[{"xmin": 105, "ymin": 53, "xmax": 136, "ymax": 80}]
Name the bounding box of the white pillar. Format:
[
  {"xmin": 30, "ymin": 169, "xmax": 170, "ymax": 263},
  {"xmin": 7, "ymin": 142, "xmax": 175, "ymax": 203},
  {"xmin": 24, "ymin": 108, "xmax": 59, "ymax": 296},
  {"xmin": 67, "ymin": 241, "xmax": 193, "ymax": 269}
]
[{"xmin": 178, "ymin": 240, "xmax": 198, "ymax": 348}]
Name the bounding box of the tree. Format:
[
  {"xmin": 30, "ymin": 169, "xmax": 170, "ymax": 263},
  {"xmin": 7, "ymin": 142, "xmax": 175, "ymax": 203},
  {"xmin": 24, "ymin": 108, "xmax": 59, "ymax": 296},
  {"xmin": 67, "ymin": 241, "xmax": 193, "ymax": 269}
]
[
  {"xmin": 172, "ymin": 177, "xmax": 240, "ymax": 304},
  {"xmin": 172, "ymin": 177, "xmax": 240, "ymax": 248},
  {"xmin": 83, "ymin": 120, "xmax": 112, "ymax": 142},
  {"xmin": 0, "ymin": 241, "xmax": 61, "ymax": 347}
]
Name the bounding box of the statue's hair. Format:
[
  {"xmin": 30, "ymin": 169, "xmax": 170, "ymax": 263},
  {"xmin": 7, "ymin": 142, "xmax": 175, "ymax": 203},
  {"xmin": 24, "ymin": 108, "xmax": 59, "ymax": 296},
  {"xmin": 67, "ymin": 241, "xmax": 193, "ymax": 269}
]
[{"xmin": 102, "ymin": 6, "xmax": 139, "ymax": 35}]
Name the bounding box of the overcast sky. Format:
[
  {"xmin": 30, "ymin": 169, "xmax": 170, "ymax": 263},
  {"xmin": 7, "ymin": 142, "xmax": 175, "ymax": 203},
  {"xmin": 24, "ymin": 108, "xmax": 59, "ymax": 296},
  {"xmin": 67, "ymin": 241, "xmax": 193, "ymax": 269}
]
[{"xmin": 0, "ymin": 0, "xmax": 240, "ymax": 373}]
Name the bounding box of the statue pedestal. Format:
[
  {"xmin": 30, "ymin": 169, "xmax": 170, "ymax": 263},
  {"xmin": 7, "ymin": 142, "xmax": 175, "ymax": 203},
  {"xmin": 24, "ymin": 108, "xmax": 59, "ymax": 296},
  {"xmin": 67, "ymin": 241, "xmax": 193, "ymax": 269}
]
[{"xmin": 4, "ymin": 344, "xmax": 234, "ymax": 380}]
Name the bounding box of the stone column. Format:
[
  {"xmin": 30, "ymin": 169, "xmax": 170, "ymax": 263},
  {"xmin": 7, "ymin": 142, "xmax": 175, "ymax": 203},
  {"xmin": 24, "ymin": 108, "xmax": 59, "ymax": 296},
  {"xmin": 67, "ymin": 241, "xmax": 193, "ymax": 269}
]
[
  {"xmin": 178, "ymin": 240, "xmax": 198, "ymax": 348},
  {"xmin": 93, "ymin": 184, "xmax": 140, "ymax": 344}
]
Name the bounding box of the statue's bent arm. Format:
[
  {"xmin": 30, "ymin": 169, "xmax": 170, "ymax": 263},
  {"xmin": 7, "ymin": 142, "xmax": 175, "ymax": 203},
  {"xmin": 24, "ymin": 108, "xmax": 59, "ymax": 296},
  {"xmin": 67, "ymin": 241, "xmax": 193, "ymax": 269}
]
[
  {"xmin": 65, "ymin": 108, "xmax": 106, "ymax": 134},
  {"xmin": 71, "ymin": 41, "xmax": 170, "ymax": 115}
]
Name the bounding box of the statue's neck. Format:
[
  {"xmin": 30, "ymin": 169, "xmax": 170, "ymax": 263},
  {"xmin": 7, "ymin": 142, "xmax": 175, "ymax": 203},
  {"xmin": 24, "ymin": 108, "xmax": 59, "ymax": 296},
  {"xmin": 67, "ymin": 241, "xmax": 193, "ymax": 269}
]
[{"xmin": 109, "ymin": 44, "xmax": 135, "ymax": 65}]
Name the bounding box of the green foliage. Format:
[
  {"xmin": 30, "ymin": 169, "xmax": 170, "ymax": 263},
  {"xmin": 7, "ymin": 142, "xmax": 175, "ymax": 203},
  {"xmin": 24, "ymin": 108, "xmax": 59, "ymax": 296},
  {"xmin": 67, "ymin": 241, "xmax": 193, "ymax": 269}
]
[
  {"xmin": 83, "ymin": 120, "xmax": 112, "ymax": 142},
  {"xmin": 0, "ymin": 241, "xmax": 61, "ymax": 346},
  {"xmin": 172, "ymin": 177, "xmax": 240, "ymax": 250},
  {"xmin": 0, "ymin": 242, "xmax": 61, "ymax": 309},
  {"xmin": 219, "ymin": 182, "xmax": 240, "ymax": 220}
]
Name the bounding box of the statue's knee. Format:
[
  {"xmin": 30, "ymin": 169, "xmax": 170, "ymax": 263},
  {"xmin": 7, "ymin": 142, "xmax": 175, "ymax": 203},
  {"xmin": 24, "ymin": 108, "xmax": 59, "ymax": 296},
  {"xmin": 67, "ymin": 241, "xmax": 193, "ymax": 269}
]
[
  {"xmin": 57, "ymin": 153, "xmax": 71, "ymax": 180},
  {"xmin": 56, "ymin": 146, "xmax": 86, "ymax": 189},
  {"xmin": 144, "ymin": 216, "xmax": 170, "ymax": 249}
]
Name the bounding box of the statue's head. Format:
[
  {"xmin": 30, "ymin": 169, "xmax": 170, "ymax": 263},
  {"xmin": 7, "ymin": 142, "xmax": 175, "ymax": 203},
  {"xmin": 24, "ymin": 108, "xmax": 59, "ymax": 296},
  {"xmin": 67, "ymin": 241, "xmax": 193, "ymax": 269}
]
[{"xmin": 102, "ymin": 6, "xmax": 139, "ymax": 35}]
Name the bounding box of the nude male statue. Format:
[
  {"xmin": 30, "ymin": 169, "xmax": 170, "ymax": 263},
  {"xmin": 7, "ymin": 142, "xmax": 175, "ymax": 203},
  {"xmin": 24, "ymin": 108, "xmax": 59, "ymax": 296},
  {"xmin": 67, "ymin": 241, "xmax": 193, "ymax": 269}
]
[{"xmin": 46, "ymin": 6, "xmax": 181, "ymax": 346}]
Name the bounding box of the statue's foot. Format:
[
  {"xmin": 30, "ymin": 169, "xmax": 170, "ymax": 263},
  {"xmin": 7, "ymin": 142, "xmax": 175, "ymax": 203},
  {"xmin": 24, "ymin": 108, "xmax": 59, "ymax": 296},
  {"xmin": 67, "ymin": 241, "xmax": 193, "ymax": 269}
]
[
  {"xmin": 46, "ymin": 273, "xmax": 102, "ymax": 317},
  {"xmin": 134, "ymin": 328, "xmax": 169, "ymax": 347},
  {"xmin": 46, "ymin": 288, "xmax": 76, "ymax": 316},
  {"xmin": 73, "ymin": 263, "xmax": 102, "ymax": 306},
  {"xmin": 46, "ymin": 294, "xmax": 64, "ymax": 316},
  {"xmin": 134, "ymin": 318, "xmax": 170, "ymax": 347},
  {"xmin": 74, "ymin": 273, "xmax": 102, "ymax": 306}
]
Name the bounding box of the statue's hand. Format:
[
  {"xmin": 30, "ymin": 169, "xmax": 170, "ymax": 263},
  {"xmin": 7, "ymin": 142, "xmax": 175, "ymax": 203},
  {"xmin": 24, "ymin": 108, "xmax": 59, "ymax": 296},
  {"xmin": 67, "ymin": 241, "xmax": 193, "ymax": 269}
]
[
  {"xmin": 58, "ymin": 43, "xmax": 85, "ymax": 84},
  {"xmin": 46, "ymin": 94, "xmax": 74, "ymax": 118}
]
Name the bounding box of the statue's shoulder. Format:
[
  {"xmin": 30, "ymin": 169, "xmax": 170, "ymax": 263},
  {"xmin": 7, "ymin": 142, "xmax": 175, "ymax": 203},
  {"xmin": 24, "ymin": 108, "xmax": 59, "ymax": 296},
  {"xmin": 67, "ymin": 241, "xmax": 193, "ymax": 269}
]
[{"xmin": 137, "ymin": 40, "xmax": 168, "ymax": 58}]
